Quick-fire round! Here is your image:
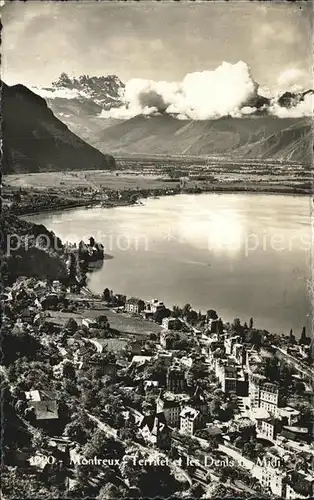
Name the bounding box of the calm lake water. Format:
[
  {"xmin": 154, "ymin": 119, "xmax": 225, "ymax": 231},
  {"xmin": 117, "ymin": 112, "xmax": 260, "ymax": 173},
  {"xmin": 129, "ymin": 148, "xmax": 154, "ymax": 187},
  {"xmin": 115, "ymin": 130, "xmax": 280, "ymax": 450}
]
[{"xmin": 27, "ymin": 193, "xmax": 312, "ymax": 334}]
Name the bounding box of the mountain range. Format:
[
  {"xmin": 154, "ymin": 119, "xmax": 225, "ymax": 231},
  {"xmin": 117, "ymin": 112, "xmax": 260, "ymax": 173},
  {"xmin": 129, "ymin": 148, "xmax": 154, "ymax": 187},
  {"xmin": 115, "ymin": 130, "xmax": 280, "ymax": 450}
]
[
  {"xmin": 92, "ymin": 114, "xmax": 312, "ymax": 164},
  {"xmin": 37, "ymin": 74, "xmax": 313, "ymax": 164},
  {"xmin": 1, "ymin": 81, "xmax": 115, "ymax": 174}
]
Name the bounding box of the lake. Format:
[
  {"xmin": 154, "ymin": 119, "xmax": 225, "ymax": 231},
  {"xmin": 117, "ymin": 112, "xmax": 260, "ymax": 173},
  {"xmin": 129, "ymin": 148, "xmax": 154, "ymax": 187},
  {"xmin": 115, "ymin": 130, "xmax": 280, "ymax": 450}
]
[{"xmin": 26, "ymin": 193, "xmax": 312, "ymax": 334}]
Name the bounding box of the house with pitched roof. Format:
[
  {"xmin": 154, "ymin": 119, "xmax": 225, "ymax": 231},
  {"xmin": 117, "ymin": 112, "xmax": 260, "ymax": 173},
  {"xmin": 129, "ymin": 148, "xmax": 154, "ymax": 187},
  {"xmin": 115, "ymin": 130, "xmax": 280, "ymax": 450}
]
[{"xmin": 139, "ymin": 413, "xmax": 170, "ymax": 449}]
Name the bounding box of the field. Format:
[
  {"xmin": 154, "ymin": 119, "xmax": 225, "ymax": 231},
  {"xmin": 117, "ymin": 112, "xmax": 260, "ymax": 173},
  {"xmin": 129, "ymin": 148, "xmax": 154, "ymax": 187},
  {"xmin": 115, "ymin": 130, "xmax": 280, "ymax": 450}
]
[
  {"xmin": 4, "ymin": 171, "xmax": 175, "ymax": 191},
  {"xmin": 47, "ymin": 302, "xmax": 163, "ymax": 338}
]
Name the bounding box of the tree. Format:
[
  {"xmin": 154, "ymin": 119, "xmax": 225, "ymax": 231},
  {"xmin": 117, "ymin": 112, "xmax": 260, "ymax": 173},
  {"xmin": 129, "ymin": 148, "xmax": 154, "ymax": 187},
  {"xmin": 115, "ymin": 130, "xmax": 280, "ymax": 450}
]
[
  {"xmin": 264, "ymin": 356, "xmax": 280, "ymax": 382},
  {"xmin": 119, "ymin": 420, "xmax": 139, "ymax": 442},
  {"xmin": 232, "ymin": 318, "xmax": 243, "ymax": 335},
  {"xmin": 207, "ymin": 309, "xmax": 218, "ymax": 320},
  {"xmin": 245, "ymin": 329, "xmax": 263, "ymax": 348},
  {"xmin": 183, "ymin": 303, "xmax": 191, "ymax": 314},
  {"xmin": 300, "ymin": 326, "xmax": 310, "ymax": 346},
  {"xmin": 84, "ymin": 431, "xmax": 125, "ymax": 460},
  {"xmin": 103, "ymin": 288, "xmax": 111, "ymax": 302},
  {"xmin": 62, "ymin": 360, "xmax": 76, "ymax": 380},
  {"xmin": 65, "ymin": 317, "xmax": 78, "ymax": 334},
  {"xmin": 97, "ymin": 483, "xmax": 124, "ymax": 500},
  {"xmin": 249, "ymin": 317, "xmax": 254, "ymax": 329},
  {"xmin": 153, "ymin": 307, "xmax": 171, "ymax": 324},
  {"xmin": 217, "ymin": 318, "xmax": 224, "ymax": 335},
  {"xmin": 279, "ymin": 362, "xmax": 294, "ymax": 388},
  {"xmin": 63, "ymin": 420, "xmax": 89, "ymax": 444},
  {"xmin": 96, "ymin": 315, "xmax": 110, "ymax": 329},
  {"xmin": 171, "ymin": 305, "xmax": 182, "ymax": 318},
  {"xmin": 137, "ymin": 465, "xmax": 179, "ymax": 498},
  {"xmin": 289, "ymin": 329, "xmax": 296, "ymax": 344},
  {"xmin": 295, "ymin": 381, "xmax": 306, "ymax": 394}
]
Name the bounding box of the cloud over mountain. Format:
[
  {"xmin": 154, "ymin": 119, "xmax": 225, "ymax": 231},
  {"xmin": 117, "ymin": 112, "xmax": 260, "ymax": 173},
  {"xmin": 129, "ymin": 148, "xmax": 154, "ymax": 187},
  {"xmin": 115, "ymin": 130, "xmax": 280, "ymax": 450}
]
[{"xmin": 100, "ymin": 61, "xmax": 313, "ymax": 120}]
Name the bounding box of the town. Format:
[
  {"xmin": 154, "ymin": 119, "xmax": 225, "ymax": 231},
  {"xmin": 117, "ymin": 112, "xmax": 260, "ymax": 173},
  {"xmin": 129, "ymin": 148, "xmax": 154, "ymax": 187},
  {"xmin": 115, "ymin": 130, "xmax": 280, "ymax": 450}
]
[{"xmin": 1, "ymin": 247, "xmax": 313, "ymax": 499}]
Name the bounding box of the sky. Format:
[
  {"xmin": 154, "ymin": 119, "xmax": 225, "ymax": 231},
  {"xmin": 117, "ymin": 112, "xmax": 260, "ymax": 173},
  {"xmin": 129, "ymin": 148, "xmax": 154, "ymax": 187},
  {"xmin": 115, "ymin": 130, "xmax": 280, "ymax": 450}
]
[{"xmin": 2, "ymin": 0, "xmax": 313, "ymax": 91}]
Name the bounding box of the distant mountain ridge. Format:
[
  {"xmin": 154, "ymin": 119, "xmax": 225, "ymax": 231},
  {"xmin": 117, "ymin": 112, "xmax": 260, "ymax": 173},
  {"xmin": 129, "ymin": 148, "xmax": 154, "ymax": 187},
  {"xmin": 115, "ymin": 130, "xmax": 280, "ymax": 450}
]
[
  {"xmin": 51, "ymin": 73, "xmax": 125, "ymax": 110},
  {"xmin": 93, "ymin": 114, "xmax": 312, "ymax": 163},
  {"xmin": 1, "ymin": 81, "xmax": 115, "ymax": 174},
  {"xmin": 35, "ymin": 74, "xmax": 313, "ymax": 157}
]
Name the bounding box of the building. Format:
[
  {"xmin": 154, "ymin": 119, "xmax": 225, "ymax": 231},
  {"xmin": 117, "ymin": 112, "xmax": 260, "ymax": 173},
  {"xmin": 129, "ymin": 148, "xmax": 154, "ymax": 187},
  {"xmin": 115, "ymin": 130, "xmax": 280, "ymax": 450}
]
[
  {"xmin": 160, "ymin": 330, "xmax": 174, "ymax": 349},
  {"xmin": 228, "ymin": 417, "xmax": 256, "ymax": 441},
  {"xmin": 156, "ymin": 351, "xmax": 173, "ymax": 366},
  {"xmin": 180, "ymin": 406, "xmax": 201, "ymax": 436},
  {"xmin": 82, "ymin": 318, "xmax": 98, "ymax": 329},
  {"xmin": 233, "ymin": 343, "xmax": 246, "ymax": 365},
  {"xmin": 25, "ymin": 397, "xmax": 60, "ymax": 434},
  {"xmin": 131, "ymin": 355, "xmax": 152, "ymax": 367},
  {"xmin": 139, "ymin": 413, "xmax": 170, "ymax": 448},
  {"xmin": 162, "ymin": 317, "xmax": 183, "ymax": 330},
  {"xmin": 281, "ymin": 425, "xmax": 311, "ymax": 443},
  {"xmin": 166, "ymin": 365, "xmax": 186, "ymax": 393},
  {"xmin": 285, "ymin": 471, "xmax": 314, "ymax": 499},
  {"xmin": 256, "ymin": 417, "xmax": 281, "ymax": 441},
  {"xmin": 225, "ymin": 335, "xmax": 241, "ymax": 356},
  {"xmin": 144, "ymin": 380, "xmax": 159, "ymax": 393},
  {"xmin": 259, "ymin": 383, "xmax": 280, "ymax": 416},
  {"xmin": 278, "ymin": 407, "xmax": 300, "ymax": 426},
  {"xmin": 248, "ymin": 373, "xmax": 267, "ymax": 409},
  {"xmin": 254, "ymin": 454, "xmax": 284, "ymax": 498},
  {"xmin": 145, "ymin": 299, "xmax": 165, "ymax": 314},
  {"xmin": 206, "ymin": 338, "xmax": 225, "ymax": 364},
  {"xmin": 125, "ymin": 297, "xmax": 145, "ymax": 314},
  {"xmin": 216, "ymin": 360, "xmax": 241, "ymax": 394},
  {"xmin": 157, "ymin": 395, "xmax": 181, "ymax": 427}
]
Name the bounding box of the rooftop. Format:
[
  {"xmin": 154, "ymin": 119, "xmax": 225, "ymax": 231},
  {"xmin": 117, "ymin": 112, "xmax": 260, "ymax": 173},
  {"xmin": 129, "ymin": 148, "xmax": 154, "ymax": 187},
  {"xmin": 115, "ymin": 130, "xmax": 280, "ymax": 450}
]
[
  {"xmin": 32, "ymin": 401, "xmax": 59, "ymax": 421},
  {"xmin": 180, "ymin": 406, "xmax": 199, "ymax": 420}
]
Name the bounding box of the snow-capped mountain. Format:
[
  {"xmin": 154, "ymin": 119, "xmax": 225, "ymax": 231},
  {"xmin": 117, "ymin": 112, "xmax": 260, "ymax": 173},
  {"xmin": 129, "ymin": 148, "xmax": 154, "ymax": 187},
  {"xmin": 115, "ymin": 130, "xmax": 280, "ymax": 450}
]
[
  {"xmin": 51, "ymin": 73, "xmax": 125, "ymax": 109},
  {"xmin": 31, "ymin": 74, "xmax": 125, "ymax": 141}
]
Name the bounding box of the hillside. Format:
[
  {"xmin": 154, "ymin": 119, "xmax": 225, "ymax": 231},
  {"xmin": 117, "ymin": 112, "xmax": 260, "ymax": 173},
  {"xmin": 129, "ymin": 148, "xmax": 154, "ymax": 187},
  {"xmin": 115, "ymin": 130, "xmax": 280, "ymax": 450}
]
[
  {"xmin": 93, "ymin": 114, "xmax": 312, "ymax": 163},
  {"xmin": 1, "ymin": 81, "xmax": 116, "ymax": 174},
  {"xmin": 0, "ymin": 211, "xmax": 67, "ymax": 283}
]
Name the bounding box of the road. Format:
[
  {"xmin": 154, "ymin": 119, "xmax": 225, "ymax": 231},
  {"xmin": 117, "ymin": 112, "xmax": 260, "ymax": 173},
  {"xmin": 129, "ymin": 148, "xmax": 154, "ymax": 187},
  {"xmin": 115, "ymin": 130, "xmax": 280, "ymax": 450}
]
[{"xmin": 86, "ymin": 412, "xmax": 192, "ymax": 487}]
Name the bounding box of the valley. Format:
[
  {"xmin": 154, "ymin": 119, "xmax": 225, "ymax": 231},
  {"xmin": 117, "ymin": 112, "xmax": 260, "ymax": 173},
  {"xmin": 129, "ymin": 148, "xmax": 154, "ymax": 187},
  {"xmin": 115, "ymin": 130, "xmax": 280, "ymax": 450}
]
[{"xmin": 4, "ymin": 155, "xmax": 312, "ymax": 217}]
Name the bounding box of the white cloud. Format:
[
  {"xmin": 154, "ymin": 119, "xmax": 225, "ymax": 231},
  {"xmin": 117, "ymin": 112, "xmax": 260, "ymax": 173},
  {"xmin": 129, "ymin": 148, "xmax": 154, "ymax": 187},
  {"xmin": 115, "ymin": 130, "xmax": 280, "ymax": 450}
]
[
  {"xmin": 277, "ymin": 68, "xmax": 307, "ymax": 93},
  {"xmin": 270, "ymin": 92, "xmax": 313, "ymax": 118},
  {"xmin": 100, "ymin": 61, "xmax": 259, "ymax": 120}
]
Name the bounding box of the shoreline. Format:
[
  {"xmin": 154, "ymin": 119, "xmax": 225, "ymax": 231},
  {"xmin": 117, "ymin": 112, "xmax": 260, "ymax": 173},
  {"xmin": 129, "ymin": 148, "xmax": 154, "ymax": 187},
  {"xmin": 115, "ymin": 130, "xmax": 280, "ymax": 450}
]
[{"xmin": 17, "ymin": 184, "xmax": 312, "ymax": 218}]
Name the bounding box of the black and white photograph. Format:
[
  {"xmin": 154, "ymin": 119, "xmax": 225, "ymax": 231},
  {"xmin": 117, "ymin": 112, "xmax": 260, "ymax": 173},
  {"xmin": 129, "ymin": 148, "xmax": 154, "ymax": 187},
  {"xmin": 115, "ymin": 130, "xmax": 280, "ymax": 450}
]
[{"xmin": 1, "ymin": 1, "xmax": 313, "ymax": 498}]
